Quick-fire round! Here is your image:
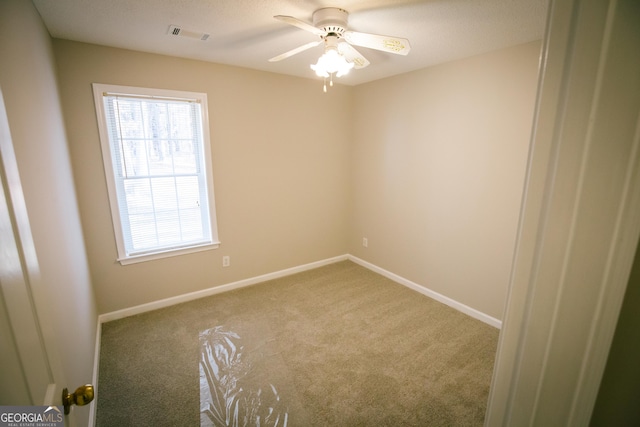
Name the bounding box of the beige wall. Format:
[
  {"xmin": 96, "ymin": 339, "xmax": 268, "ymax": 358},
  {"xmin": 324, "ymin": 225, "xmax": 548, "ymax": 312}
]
[
  {"xmin": 0, "ymin": 1, "xmax": 97, "ymax": 423},
  {"xmin": 53, "ymin": 39, "xmax": 540, "ymax": 320},
  {"xmin": 350, "ymin": 42, "xmax": 541, "ymax": 320},
  {"xmin": 53, "ymin": 40, "xmax": 352, "ymax": 314}
]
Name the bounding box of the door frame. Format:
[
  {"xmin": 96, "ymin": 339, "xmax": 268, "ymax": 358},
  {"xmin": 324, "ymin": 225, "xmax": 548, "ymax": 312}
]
[{"xmin": 486, "ymin": 0, "xmax": 640, "ymax": 424}]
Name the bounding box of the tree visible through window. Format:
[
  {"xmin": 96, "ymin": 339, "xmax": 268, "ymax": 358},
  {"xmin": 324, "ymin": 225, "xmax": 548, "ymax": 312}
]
[{"xmin": 93, "ymin": 84, "xmax": 219, "ymax": 264}]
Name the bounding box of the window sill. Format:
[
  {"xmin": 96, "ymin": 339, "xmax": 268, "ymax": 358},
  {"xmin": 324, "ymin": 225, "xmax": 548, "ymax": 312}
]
[{"xmin": 117, "ymin": 241, "xmax": 221, "ymax": 265}]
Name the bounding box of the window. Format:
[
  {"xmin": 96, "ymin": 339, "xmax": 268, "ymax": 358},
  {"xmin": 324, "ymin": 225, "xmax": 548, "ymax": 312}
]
[{"xmin": 92, "ymin": 84, "xmax": 219, "ymax": 265}]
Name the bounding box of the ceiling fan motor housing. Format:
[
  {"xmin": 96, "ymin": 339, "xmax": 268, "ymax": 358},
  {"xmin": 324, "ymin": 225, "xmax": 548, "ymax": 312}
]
[{"xmin": 313, "ymin": 8, "xmax": 348, "ymax": 37}]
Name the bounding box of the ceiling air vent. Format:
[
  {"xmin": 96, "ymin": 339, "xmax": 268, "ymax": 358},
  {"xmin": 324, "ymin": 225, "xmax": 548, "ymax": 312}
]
[{"xmin": 167, "ymin": 25, "xmax": 210, "ymax": 41}]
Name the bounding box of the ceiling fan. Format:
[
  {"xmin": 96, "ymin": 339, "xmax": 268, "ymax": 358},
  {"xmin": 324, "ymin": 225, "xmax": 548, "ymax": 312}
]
[{"xmin": 269, "ymin": 7, "xmax": 411, "ymax": 87}]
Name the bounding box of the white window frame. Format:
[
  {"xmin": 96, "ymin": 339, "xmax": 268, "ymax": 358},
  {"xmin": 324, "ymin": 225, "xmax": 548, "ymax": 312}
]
[{"xmin": 92, "ymin": 83, "xmax": 220, "ymax": 265}]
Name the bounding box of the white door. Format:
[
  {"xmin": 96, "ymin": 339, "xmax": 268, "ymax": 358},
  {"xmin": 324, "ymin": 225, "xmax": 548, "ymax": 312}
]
[{"xmin": 0, "ymin": 88, "xmax": 66, "ymax": 410}]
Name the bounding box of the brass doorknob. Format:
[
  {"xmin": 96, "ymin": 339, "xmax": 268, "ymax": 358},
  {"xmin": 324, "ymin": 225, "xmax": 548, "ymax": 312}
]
[{"xmin": 62, "ymin": 384, "xmax": 94, "ymax": 414}]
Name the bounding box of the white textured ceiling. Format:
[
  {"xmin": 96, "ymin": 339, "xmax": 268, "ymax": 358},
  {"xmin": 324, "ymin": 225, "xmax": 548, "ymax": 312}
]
[{"xmin": 32, "ymin": 0, "xmax": 548, "ymax": 86}]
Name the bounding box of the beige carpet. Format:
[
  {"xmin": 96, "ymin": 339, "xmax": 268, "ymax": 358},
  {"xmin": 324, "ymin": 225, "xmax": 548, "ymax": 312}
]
[{"xmin": 96, "ymin": 261, "xmax": 499, "ymax": 426}]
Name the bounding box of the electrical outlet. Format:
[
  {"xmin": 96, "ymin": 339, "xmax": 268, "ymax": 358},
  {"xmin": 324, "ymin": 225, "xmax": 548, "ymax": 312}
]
[
  {"xmin": 222, "ymin": 256, "xmax": 230, "ymax": 267},
  {"xmin": 362, "ymin": 237, "xmax": 368, "ymax": 248}
]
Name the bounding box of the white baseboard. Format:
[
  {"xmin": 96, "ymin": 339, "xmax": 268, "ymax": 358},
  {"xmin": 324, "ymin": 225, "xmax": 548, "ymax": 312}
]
[
  {"xmin": 98, "ymin": 252, "xmax": 502, "ymax": 329},
  {"xmin": 348, "ymin": 255, "xmax": 502, "ymax": 329},
  {"xmin": 98, "ymin": 254, "xmax": 349, "ymax": 324}
]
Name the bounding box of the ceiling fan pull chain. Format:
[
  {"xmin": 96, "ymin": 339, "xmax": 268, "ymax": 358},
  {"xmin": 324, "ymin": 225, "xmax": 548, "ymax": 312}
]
[{"xmin": 323, "ymin": 77, "xmax": 327, "ymax": 93}]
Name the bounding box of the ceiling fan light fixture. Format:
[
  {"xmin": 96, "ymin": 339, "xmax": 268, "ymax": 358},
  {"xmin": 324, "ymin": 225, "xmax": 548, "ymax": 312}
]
[{"xmin": 310, "ymin": 48, "xmax": 354, "ymax": 78}]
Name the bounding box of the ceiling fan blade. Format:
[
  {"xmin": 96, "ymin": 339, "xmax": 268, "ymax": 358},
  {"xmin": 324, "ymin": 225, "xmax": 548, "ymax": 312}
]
[
  {"xmin": 338, "ymin": 42, "xmax": 370, "ymax": 69},
  {"xmin": 274, "ymin": 15, "xmax": 326, "ymax": 36},
  {"xmin": 268, "ymin": 40, "xmax": 322, "ymax": 62},
  {"xmin": 344, "ymin": 31, "xmax": 411, "ymax": 55}
]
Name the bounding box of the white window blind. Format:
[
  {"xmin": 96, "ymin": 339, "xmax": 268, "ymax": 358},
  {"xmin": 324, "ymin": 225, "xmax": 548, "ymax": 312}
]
[{"xmin": 93, "ymin": 84, "xmax": 219, "ymax": 264}]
